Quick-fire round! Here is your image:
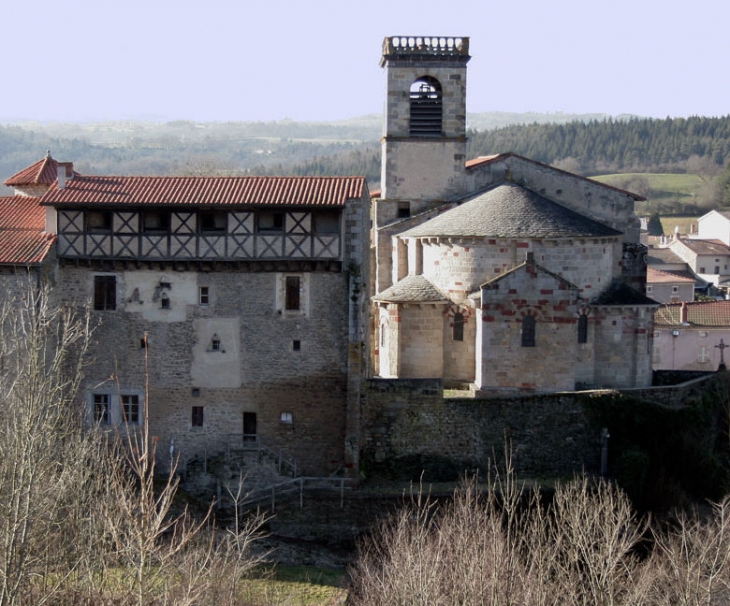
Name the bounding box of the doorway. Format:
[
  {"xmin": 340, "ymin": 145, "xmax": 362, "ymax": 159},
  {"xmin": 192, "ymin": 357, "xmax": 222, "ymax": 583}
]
[{"xmin": 243, "ymin": 412, "xmax": 257, "ymax": 442}]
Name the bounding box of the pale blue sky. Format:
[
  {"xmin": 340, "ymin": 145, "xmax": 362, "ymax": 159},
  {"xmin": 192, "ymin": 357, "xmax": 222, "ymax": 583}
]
[{"xmin": 1, "ymin": 0, "xmax": 727, "ymax": 123}]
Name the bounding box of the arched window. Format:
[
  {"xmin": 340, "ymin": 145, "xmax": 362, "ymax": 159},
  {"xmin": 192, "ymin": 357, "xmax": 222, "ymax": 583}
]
[
  {"xmin": 521, "ymin": 315, "xmax": 536, "ymax": 347},
  {"xmin": 410, "ymin": 77, "xmax": 442, "ymax": 136},
  {"xmin": 578, "ymin": 314, "xmax": 588, "ymax": 344},
  {"xmin": 453, "ymin": 312, "xmax": 464, "ymax": 342}
]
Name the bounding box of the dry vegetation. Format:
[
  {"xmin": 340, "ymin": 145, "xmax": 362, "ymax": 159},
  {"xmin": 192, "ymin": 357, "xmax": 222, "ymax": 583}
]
[{"xmin": 349, "ymin": 454, "xmax": 730, "ymax": 606}]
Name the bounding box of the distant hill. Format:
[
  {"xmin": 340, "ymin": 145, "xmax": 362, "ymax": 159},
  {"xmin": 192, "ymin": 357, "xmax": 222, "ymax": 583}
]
[{"xmin": 2, "ymin": 113, "xmax": 729, "ymax": 196}]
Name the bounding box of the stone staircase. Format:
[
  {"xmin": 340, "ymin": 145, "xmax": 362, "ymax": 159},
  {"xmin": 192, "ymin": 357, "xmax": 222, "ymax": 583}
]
[{"xmin": 180, "ymin": 443, "xmax": 297, "ymax": 507}]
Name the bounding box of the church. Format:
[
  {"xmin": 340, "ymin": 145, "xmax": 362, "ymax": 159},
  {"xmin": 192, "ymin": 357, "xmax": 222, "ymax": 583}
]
[{"xmin": 371, "ymin": 36, "xmax": 656, "ymax": 394}]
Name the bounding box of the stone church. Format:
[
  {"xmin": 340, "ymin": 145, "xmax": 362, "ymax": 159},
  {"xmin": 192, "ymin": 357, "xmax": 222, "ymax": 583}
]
[{"xmin": 371, "ymin": 36, "xmax": 656, "ymax": 394}]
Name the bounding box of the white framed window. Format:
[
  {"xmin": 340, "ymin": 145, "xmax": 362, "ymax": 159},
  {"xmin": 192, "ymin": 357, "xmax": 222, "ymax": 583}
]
[
  {"xmin": 88, "ymin": 391, "xmax": 144, "ymax": 426},
  {"xmin": 698, "ymin": 346, "xmax": 710, "ymax": 363},
  {"xmin": 280, "ymin": 412, "xmax": 293, "ymax": 424},
  {"xmin": 199, "ymin": 286, "xmax": 210, "ymax": 306}
]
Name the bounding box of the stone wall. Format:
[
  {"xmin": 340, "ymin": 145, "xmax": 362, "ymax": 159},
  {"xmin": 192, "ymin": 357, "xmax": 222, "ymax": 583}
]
[{"xmin": 361, "ymin": 378, "xmax": 600, "ymax": 479}]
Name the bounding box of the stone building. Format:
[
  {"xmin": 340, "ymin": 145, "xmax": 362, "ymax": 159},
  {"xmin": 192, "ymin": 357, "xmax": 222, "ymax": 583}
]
[
  {"xmin": 372, "ymin": 36, "xmax": 657, "ymax": 393},
  {"xmin": 3, "ymin": 154, "xmax": 370, "ymax": 477}
]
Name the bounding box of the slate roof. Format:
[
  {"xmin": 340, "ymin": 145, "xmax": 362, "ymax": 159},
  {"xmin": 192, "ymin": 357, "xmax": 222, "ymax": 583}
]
[
  {"xmin": 0, "ymin": 196, "xmax": 54, "ymax": 264},
  {"xmin": 399, "ymin": 183, "xmax": 622, "ymax": 239},
  {"xmin": 647, "ymin": 267, "xmax": 697, "ymax": 284},
  {"xmin": 372, "ymin": 274, "xmax": 449, "ymax": 303},
  {"xmin": 4, "ymin": 152, "xmax": 65, "ymax": 187},
  {"xmin": 654, "ymin": 300, "xmax": 730, "ymax": 327},
  {"xmin": 590, "ymin": 281, "xmax": 658, "ymax": 306},
  {"xmin": 40, "ymin": 175, "xmax": 366, "ymax": 208}
]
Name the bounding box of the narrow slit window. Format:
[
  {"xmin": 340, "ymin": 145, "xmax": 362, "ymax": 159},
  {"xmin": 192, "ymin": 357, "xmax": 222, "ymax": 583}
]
[
  {"xmin": 453, "ymin": 312, "xmax": 464, "ymax": 342},
  {"xmin": 578, "ymin": 314, "xmax": 588, "ymax": 344},
  {"xmin": 192, "ymin": 406, "xmax": 204, "ymax": 427},
  {"xmin": 199, "ymin": 286, "xmax": 209, "ymax": 306},
  {"xmin": 93, "ymin": 275, "xmax": 116, "ymax": 311},
  {"xmin": 522, "ymin": 315, "xmax": 536, "ymax": 347},
  {"xmin": 285, "ymin": 276, "xmax": 301, "ymax": 311}
]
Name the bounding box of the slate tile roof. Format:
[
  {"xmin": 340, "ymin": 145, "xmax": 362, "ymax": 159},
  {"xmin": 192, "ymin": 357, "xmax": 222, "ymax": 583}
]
[
  {"xmin": 647, "ymin": 267, "xmax": 697, "ymax": 284},
  {"xmin": 372, "ymin": 274, "xmax": 449, "ymax": 303},
  {"xmin": 399, "ymin": 183, "xmax": 622, "ymax": 239},
  {"xmin": 0, "ymin": 196, "xmax": 54, "ymax": 264},
  {"xmin": 4, "ymin": 152, "xmax": 63, "ymax": 187},
  {"xmin": 40, "ymin": 175, "xmax": 366, "ymax": 208},
  {"xmin": 654, "ymin": 300, "xmax": 730, "ymax": 327}
]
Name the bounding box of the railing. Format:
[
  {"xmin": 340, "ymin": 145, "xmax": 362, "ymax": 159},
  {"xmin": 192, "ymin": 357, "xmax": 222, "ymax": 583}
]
[
  {"xmin": 173, "ymin": 432, "xmax": 299, "ymax": 478},
  {"xmin": 237, "ymin": 476, "xmax": 355, "ymax": 512},
  {"xmin": 383, "ymin": 36, "xmax": 469, "ymax": 57}
]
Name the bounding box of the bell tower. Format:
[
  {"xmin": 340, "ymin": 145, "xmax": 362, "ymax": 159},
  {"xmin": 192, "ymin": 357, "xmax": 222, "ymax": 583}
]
[{"xmin": 379, "ymin": 36, "xmax": 470, "ymax": 215}]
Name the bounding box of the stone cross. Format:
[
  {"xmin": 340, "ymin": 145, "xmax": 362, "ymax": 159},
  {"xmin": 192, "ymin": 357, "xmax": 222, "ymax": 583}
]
[{"xmin": 716, "ymin": 339, "xmax": 728, "ymax": 371}]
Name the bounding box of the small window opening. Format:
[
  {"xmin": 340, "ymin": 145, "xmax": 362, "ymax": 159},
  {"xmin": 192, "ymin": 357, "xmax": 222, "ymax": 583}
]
[
  {"xmin": 199, "ymin": 210, "xmax": 227, "ymax": 233},
  {"xmin": 293, "ymin": 340, "xmax": 301, "ymax": 351},
  {"xmin": 86, "ymin": 210, "xmax": 112, "ymax": 233},
  {"xmin": 211, "ymin": 335, "xmax": 221, "ymax": 352},
  {"xmin": 285, "ymin": 276, "xmax": 301, "ymax": 311},
  {"xmin": 280, "ymin": 412, "xmax": 293, "ymax": 424},
  {"xmin": 409, "ymin": 76, "xmax": 443, "ymax": 136},
  {"xmin": 140, "ymin": 338, "xmax": 147, "ymax": 349},
  {"xmin": 160, "ymin": 292, "xmax": 170, "ymax": 309},
  {"xmin": 142, "ymin": 210, "xmax": 170, "ymax": 232},
  {"xmin": 453, "ymin": 312, "xmax": 464, "ymax": 342},
  {"xmin": 313, "ymin": 210, "xmax": 340, "ymax": 234},
  {"xmin": 191, "ymin": 406, "xmax": 204, "ymax": 427},
  {"xmin": 192, "ymin": 388, "xmax": 201, "ymax": 397},
  {"xmin": 522, "ymin": 315, "xmax": 536, "ymax": 347},
  {"xmin": 258, "ymin": 211, "xmax": 284, "ymax": 232},
  {"xmin": 397, "ymin": 203, "xmax": 411, "ymax": 219},
  {"xmin": 578, "ymin": 314, "xmax": 588, "ymax": 344},
  {"xmin": 199, "ymin": 286, "xmax": 209, "ymax": 306}
]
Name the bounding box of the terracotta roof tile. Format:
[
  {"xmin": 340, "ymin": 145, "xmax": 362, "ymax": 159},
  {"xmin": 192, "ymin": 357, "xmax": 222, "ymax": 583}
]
[
  {"xmin": 0, "ymin": 196, "xmax": 53, "ymax": 264},
  {"xmin": 4, "ymin": 153, "xmax": 60, "ymax": 187},
  {"xmin": 655, "ymin": 300, "xmax": 730, "ymax": 327},
  {"xmin": 40, "ymin": 175, "xmax": 366, "ymax": 208},
  {"xmin": 647, "ymin": 267, "xmax": 697, "ymax": 284}
]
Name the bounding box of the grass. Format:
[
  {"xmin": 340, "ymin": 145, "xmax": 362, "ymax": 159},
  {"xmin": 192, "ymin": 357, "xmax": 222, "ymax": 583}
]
[
  {"xmin": 592, "ymin": 172, "xmax": 704, "ymax": 199},
  {"xmin": 239, "ymin": 565, "xmax": 348, "ymax": 605}
]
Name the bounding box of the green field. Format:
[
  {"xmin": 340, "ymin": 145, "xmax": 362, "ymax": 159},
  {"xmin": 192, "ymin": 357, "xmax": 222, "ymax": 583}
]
[{"xmin": 591, "ymin": 173, "xmax": 704, "ymax": 208}]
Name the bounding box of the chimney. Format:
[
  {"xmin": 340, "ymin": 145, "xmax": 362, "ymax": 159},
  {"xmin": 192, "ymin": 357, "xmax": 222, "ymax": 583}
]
[
  {"xmin": 680, "ymin": 301, "xmax": 688, "ymax": 324},
  {"xmin": 57, "ymin": 162, "xmax": 73, "ymax": 189}
]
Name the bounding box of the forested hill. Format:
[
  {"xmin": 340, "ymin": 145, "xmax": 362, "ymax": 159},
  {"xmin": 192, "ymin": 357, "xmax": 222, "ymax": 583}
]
[
  {"xmin": 467, "ymin": 116, "xmax": 730, "ymax": 176},
  {"xmin": 3, "ymin": 115, "xmax": 730, "ymax": 194}
]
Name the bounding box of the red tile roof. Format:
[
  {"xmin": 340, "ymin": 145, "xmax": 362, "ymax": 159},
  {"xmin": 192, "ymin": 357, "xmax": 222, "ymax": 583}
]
[
  {"xmin": 4, "ymin": 152, "xmax": 61, "ymax": 187},
  {"xmin": 647, "ymin": 267, "xmax": 696, "ymax": 284},
  {"xmin": 40, "ymin": 175, "xmax": 367, "ymax": 208},
  {"xmin": 654, "ymin": 300, "xmax": 730, "ymax": 327},
  {"xmin": 0, "ymin": 196, "xmax": 54, "ymax": 264}
]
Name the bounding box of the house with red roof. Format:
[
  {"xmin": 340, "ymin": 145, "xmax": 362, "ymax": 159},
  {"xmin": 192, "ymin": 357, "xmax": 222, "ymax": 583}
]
[
  {"xmin": 371, "ymin": 36, "xmax": 657, "ymax": 394},
  {"xmin": 653, "ymin": 300, "xmax": 730, "ymax": 370},
  {"xmin": 2, "ymin": 152, "xmax": 371, "ymax": 480}
]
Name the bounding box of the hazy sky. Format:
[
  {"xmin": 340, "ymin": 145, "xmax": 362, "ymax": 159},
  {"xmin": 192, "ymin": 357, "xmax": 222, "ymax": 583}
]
[{"xmin": 1, "ymin": 0, "xmax": 728, "ymax": 123}]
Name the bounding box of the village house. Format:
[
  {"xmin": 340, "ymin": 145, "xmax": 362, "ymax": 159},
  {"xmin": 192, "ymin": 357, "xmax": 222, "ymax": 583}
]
[
  {"xmin": 371, "ymin": 36, "xmax": 657, "ymax": 394},
  {"xmin": 653, "ymin": 300, "xmax": 730, "ymax": 371}
]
